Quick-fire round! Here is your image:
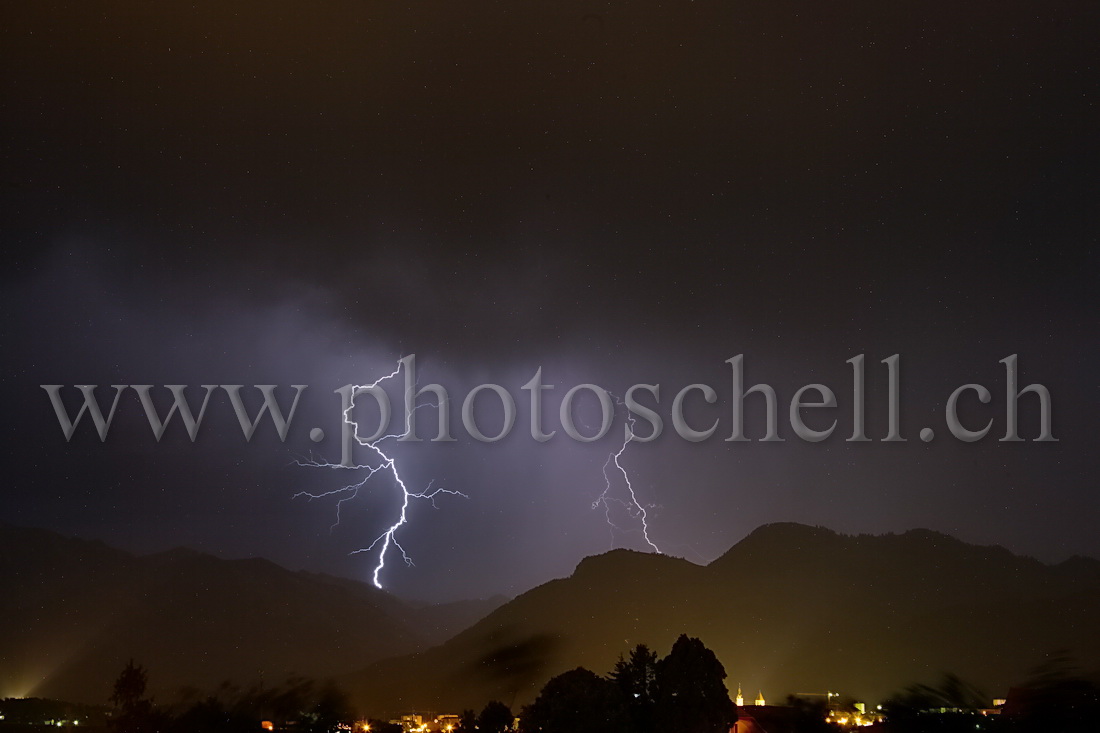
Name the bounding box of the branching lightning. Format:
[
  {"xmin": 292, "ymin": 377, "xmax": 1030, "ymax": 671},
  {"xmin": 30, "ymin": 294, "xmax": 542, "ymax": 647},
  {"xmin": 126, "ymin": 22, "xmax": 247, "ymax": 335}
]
[
  {"xmin": 297, "ymin": 365, "xmax": 662, "ymax": 585},
  {"xmin": 592, "ymin": 397, "xmax": 661, "ymax": 554},
  {"xmin": 294, "ymin": 362, "xmax": 466, "ymax": 589}
]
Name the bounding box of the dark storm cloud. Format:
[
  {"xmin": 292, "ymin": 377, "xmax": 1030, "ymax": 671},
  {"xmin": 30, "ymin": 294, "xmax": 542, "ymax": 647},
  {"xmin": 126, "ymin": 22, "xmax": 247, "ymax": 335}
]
[{"xmin": 2, "ymin": 1, "xmax": 1097, "ymax": 599}]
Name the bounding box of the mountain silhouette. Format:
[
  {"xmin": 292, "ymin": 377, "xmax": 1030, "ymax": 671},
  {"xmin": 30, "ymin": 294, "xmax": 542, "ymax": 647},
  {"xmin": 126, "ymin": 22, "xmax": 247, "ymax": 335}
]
[
  {"xmin": 0, "ymin": 526, "xmax": 504, "ymax": 703},
  {"xmin": 341, "ymin": 523, "xmax": 1100, "ymax": 714},
  {"xmin": 5, "ymin": 523, "xmax": 1097, "ymax": 713}
]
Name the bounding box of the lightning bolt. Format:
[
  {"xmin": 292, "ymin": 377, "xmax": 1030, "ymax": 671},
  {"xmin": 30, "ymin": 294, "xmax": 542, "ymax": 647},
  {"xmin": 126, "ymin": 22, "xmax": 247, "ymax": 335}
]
[
  {"xmin": 592, "ymin": 397, "xmax": 661, "ymax": 554},
  {"xmin": 295, "ymin": 362, "xmax": 466, "ymax": 589}
]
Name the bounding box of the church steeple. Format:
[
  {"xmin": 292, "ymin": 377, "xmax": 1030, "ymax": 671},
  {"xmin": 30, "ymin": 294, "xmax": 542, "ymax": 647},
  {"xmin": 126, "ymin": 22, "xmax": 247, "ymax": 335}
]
[{"xmin": 735, "ymin": 685, "xmax": 744, "ymax": 707}]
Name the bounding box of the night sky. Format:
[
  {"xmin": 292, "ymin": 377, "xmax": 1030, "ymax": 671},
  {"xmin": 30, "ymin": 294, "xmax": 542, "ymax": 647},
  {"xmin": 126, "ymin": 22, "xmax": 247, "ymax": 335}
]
[{"xmin": 2, "ymin": 1, "xmax": 1097, "ymax": 602}]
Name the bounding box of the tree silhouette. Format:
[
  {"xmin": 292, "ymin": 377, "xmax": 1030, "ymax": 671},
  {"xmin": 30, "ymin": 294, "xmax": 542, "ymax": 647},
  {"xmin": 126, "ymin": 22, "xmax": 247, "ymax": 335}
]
[
  {"xmin": 302, "ymin": 680, "xmax": 351, "ymax": 733},
  {"xmin": 653, "ymin": 635, "xmax": 735, "ymax": 733},
  {"xmin": 169, "ymin": 675, "xmax": 353, "ymax": 733},
  {"xmin": 173, "ymin": 696, "xmax": 249, "ymax": 733},
  {"xmin": 111, "ymin": 660, "xmax": 148, "ymax": 710},
  {"xmin": 456, "ymin": 709, "xmax": 478, "ymax": 733},
  {"xmin": 477, "ymin": 701, "xmax": 513, "ymax": 733},
  {"xmin": 1011, "ymin": 655, "xmax": 1100, "ymax": 733},
  {"xmin": 109, "ymin": 660, "xmax": 162, "ymax": 733},
  {"xmin": 610, "ymin": 644, "xmax": 658, "ymax": 733},
  {"xmin": 519, "ymin": 667, "xmax": 628, "ymax": 733},
  {"xmin": 883, "ymin": 672, "xmax": 990, "ymax": 733},
  {"xmin": 780, "ymin": 695, "xmax": 834, "ymax": 733}
]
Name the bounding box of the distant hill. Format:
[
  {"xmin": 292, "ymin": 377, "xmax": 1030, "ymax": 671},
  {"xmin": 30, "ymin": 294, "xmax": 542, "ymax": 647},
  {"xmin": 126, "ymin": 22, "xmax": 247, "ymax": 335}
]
[
  {"xmin": 341, "ymin": 523, "xmax": 1100, "ymax": 715},
  {"xmin": 0, "ymin": 526, "xmax": 504, "ymax": 704}
]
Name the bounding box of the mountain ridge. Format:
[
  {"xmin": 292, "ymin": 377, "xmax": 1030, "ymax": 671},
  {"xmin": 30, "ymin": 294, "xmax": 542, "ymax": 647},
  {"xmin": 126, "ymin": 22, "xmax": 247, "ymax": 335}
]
[
  {"xmin": 341, "ymin": 522, "xmax": 1100, "ymax": 715},
  {"xmin": 0, "ymin": 524, "xmax": 505, "ymax": 704},
  {"xmin": 4, "ymin": 522, "xmax": 1098, "ymax": 713}
]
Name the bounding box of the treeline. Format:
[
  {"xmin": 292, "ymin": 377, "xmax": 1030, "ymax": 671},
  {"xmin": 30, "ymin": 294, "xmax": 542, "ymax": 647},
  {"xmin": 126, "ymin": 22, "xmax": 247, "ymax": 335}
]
[
  {"xmin": 106, "ymin": 660, "xmax": 354, "ymax": 733},
  {"xmin": 431, "ymin": 634, "xmax": 736, "ymax": 733},
  {"xmin": 517, "ymin": 633, "xmax": 734, "ymax": 733},
  {"xmin": 104, "ymin": 634, "xmax": 736, "ymax": 733},
  {"xmin": 0, "ymin": 697, "xmax": 109, "ymax": 727},
  {"xmin": 104, "ymin": 644, "xmax": 1100, "ymax": 733},
  {"xmin": 882, "ymin": 659, "xmax": 1100, "ymax": 733}
]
